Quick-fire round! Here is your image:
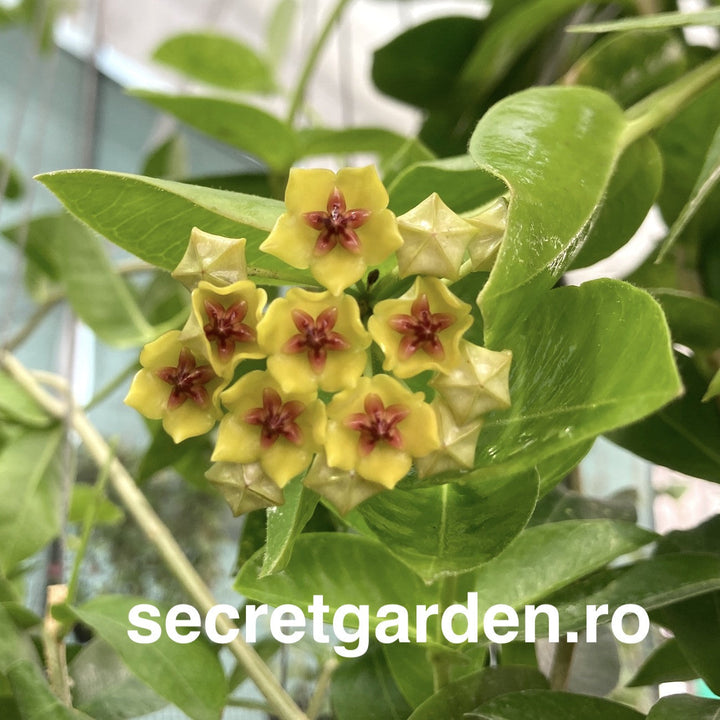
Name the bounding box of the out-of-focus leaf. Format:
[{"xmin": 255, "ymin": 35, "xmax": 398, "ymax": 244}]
[
  {"xmin": 356, "ymin": 473, "xmax": 538, "ymax": 582},
  {"xmin": 68, "ymin": 485, "xmax": 124, "ymax": 527},
  {"xmin": 0, "ymin": 372, "xmax": 51, "ymax": 429},
  {"xmin": 0, "ymin": 157, "xmax": 23, "ymax": 199},
  {"xmin": 36, "ymin": 170, "xmax": 311, "ymax": 286},
  {"xmin": 266, "ymin": 0, "xmax": 297, "ymax": 68},
  {"xmin": 562, "ymin": 30, "xmax": 688, "ymax": 108},
  {"xmin": 704, "ymin": 369, "xmax": 720, "ymax": 401},
  {"xmin": 627, "ymin": 638, "xmax": 697, "ymax": 686},
  {"xmin": 153, "ymin": 33, "xmax": 275, "ymax": 92},
  {"xmin": 409, "ymin": 667, "xmax": 548, "ymax": 720},
  {"xmin": 260, "ymin": 477, "xmax": 318, "ymax": 577},
  {"xmin": 388, "ymin": 155, "xmax": 506, "ymax": 215},
  {"xmin": 609, "ymin": 353, "xmax": 720, "ymax": 484},
  {"xmin": 570, "ymin": 9, "xmax": 720, "ymax": 33},
  {"xmin": 141, "ymin": 134, "xmax": 188, "ymax": 181},
  {"xmin": 470, "ymin": 87, "xmax": 628, "ymax": 341},
  {"xmin": 70, "ymin": 595, "xmax": 227, "ymax": 720},
  {"xmin": 652, "ymin": 289, "xmax": 720, "ymax": 351},
  {"xmin": 7, "ymin": 660, "xmax": 86, "ymax": 720},
  {"xmin": 129, "ymin": 92, "xmax": 294, "ymax": 171},
  {"xmin": 647, "ymin": 695, "xmax": 720, "ymax": 719},
  {"xmin": 0, "ymin": 428, "xmax": 61, "ymax": 575}
]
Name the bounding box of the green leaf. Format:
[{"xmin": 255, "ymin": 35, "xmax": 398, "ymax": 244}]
[
  {"xmin": 0, "ymin": 372, "xmax": 51, "ymax": 429},
  {"xmin": 658, "ymin": 121, "xmax": 720, "ymax": 259},
  {"xmin": 0, "ymin": 157, "xmax": 24, "ymax": 199},
  {"xmin": 529, "ymin": 487, "xmax": 637, "ymax": 526},
  {"xmin": 129, "ymin": 92, "xmax": 295, "ymax": 171},
  {"xmin": 388, "ymin": 155, "xmax": 506, "ymax": 216},
  {"xmin": 152, "ymin": 33, "xmax": 275, "ymax": 92},
  {"xmin": 468, "ymin": 689, "xmax": 644, "ymax": 720},
  {"xmin": 0, "ymin": 605, "xmax": 38, "ymax": 674},
  {"xmin": 68, "ymin": 485, "xmax": 124, "ymax": 527},
  {"xmin": 260, "ymin": 477, "xmax": 319, "ymax": 577},
  {"xmin": 36, "ymin": 170, "xmax": 310, "ymax": 285},
  {"xmin": 571, "ymin": 136, "xmax": 662, "ymax": 268},
  {"xmin": 331, "ymin": 642, "xmax": 413, "ymax": 720},
  {"xmin": 471, "ymin": 520, "xmax": 654, "ymax": 629},
  {"xmin": 372, "ymin": 17, "xmax": 484, "ymax": 110},
  {"xmin": 562, "ymin": 31, "xmax": 688, "ymax": 108},
  {"xmin": 69, "ymin": 639, "xmax": 168, "ymax": 720},
  {"xmin": 7, "ymin": 660, "xmax": 86, "ymax": 720},
  {"xmin": 570, "ymin": 9, "xmax": 720, "ymax": 33},
  {"xmin": 627, "ymin": 638, "xmax": 698, "ymax": 687},
  {"xmin": 651, "ymin": 289, "xmax": 720, "ymax": 351},
  {"xmin": 409, "ymin": 667, "xmax": 549, "ymax": 720},
  {"xmin": 704, "ymin": 369, "xmax": 720, "ymax": 401},
  {"xmin": 356, "ymin": 473, "xmax": 539, "ymax": 582},
  {"xmin": 266, "ymin": 0, "xmax": 297, "ymax": 68},
  {"xmin": 469, "ymin": 87, "xmax": 628, "ymax": 342},
  {"xmin": 141, "ymin": 134, "xmax": 188, "ymax": 181},
  {"xmin": 382, "ymin": 643, "xmax": 438, "ymax": 708},
  {"xmin": 296, "ymin": 127, "xmax": 433, "ymax": 167},
  {"xmin": 453, "ymin": 281, "xmax": 681, "ymax": 482},
  {"xmin": 236, "ymin": 534, "xmax": 436, "ymax": 639},
  {"xmin": 647, "ymin": 695, "xmax": 720, "ymax": 720},
  {"xmin": 608, "ymin": 353, "xmax": 720, "ymax": 484},
  {"xmin": 0, "ymin": 428, "xmax": 62, "ymax": 575},
  {"xmin": 70, "ymin": 595, "xmax": 227, "ymax": 720}
]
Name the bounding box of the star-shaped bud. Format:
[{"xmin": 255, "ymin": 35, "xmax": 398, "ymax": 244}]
[
  {"xmin": 180, "ymin": 280, "xmax": 266, "ymax": 377},
  {"xmin": 213, "ymin": 371, "xmax": 326, "ymax": 487},
  {"xmin": 325, "ymin": 375, "xmax": 439, "ymax": 488},
  {"xmin": 369, "ymin": 276, "xmax": 472, "ymax": 378},
  {"xmin": 430, "ymin": 341, "xmax": 512, "ymax": 425},
  {"xmin": 465, "ymin": 197, "xmax": 507, "ymax": 271},
  {"xmin": 206, "ymin": 462, "xmax": 285, "ymax": 516},
  {"xmin": 303, "ymin": 453, "xmax": 385, "ymax": 516},
  {"xmin": 125, "ymin": 331, "xmax": 226, "ymax": 442},
  {"xmin": 415, "ymin": 399, "xmax": 484, "ymax": 478},
  {"xmin": 171, "ymin": 228, "xmax": 248, "ymax": 290},
  {"xmin": 260, "ymin": 166, "xmax": 402, "ymax": 295},
  {"xmin": 395, "ymin": 193, "xmax": 479, "ymax": 281},
  {"xmin": 257, "ymin": 288, "xmax": 370, "ymax": 393}
]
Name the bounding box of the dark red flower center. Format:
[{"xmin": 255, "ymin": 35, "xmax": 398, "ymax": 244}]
[
  {"xmin": 156, "ymin": 348, "xmax": 216, "ymax": 409},
  {"xmin": 344, "ymin": 393, "xmax": 410, "ymax": 456},
  {"xmin": 244, "ymin": 387, "xmax": 305, "ymax": 449},
  {"xmin": 387, "ymin": 294, "xmax": 455, "ymax": 360},
  {"xmin": 303, "ymin": 187, "xmax": 370, "ymax": 257},
  {"xmin": 203, "ymin": 299, "xmax": 256, "ymax": 360},
  {"xmin": 283, "ymin": 306, "xmax": 350, "ymax": 373}
]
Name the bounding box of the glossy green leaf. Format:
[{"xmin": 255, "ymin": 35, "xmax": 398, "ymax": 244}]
[
  {"xmin": 266, "ymin": 0, "xmax": 297, "ymax": 68},
  {"xmin": 571, "ymin": 9, "xmax": 720, "ymax": 33},
  {"xmin": 152, "ymin": 33, "xmax": 274, "ymax": 92},
  {"xmin": 388, "ymin": 155, "xmax": 506, "ymax": 215},
  {"xmin": 69, "ymin": 639, "xmax": 168, "ymax": 720},
  {"xmin": 562, "ymin": 31, "xmax": 688, "ymax": 108},
  {"xmin": 652, "ymin": 289, "xmax": 720, "ymax": 351},
  {"xmin": 236, "ymin": 534, "xmax": 435, "ymax": 638},
  {"xmin": 609, "ymin": 353, "xmax": 720, "ymax": 483},
  {"xmin": 260, "ymin": 477, "xmax": 319, "ymax": 577},
  {"xmin": 70, "ymin": 595, "xmax": 227, "ymax": 720},
  {"xmin": 141, "ymin": 134, "xmax": 188, "ymax": 181},
  {"xmin": 571, "ymin": 136, "xmax": 662, "ymax": 268},
  {"xmin": 409, "ymin": 667, "xmax": 548, "ymax": 720},
  {"xmin": 627, "ymin": 638, "xmax": 697, "ymax": 686},
  {"xmin": 470, "ymin": 87, "xmax": 628, "ymax": 342},
  {"xmin": 469, "ymin": 689, "xmax": 644, "ymax": 720},
  {"xmin": 296, "ymin": 127, "xmax": 433, "ymax": 167},
  {"xmin": 534, "ymin": 440, "xmax": 594, "ymax": 497},
  {"xmin": 659, "ymin": 121, "xmax": 720, "ymax": 259},
  {"xmin": 647, "ymin": 695, "xmax": 720, "ymax": 720},
  {"xmin": 472, "ymin": 520, "xmax": 654, "ymax": 630},
  {"xmin": 129, "ymin": 92, "xmax": 294, "ymax": 171},
  {"xmin": 0, "ymin": 372, "xmax": 50, "ymax": 429},
  {"xmin": 331, "ymin": 643, "xmax": 412, "ymax": 720},
  {"xmin": 7, "ymin": 660, "xmax": 86, "ymax": 720},
  {"xmin": 704, "ymin": 369, "xmax": 720, "ymax": 401},
  {"xmin": 356, "ymin": 473, "xmax": 538, "ymax": 582},
  {"xmin": 372, "ymin": 16, "xmax": 483, "ymax": 110},
  {"xmin": 444, "ymin": 281, "xmax": 680, "ymax": 482},
  {"xmin": 381, "ymin": 643, "xmax": 439, "ymax": 708},
  {"xmin": 36, "ymin": 171, "xmax": 311, "ymax": 285},
  {"xmin": 0, "ymin": 428, "xmax": 61, "ymax": 575}
]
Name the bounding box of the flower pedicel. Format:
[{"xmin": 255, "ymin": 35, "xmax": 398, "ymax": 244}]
[{"xmin": 125, "ymin": 165, "xmax": 512, "ymax": 515}]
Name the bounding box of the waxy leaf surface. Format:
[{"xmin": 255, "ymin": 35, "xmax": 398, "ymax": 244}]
[{"xmin": 647, "ymin": 695, "xmax": 720, "ymax": 720}]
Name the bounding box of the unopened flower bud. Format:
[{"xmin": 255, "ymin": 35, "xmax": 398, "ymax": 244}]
[
  {"xmin": 206, "ymin": 462, "xmax": 284, "ymax": 516},
  {"xmin": 172, "ymin": 228, "xmax": 248, "ymax": 290}
]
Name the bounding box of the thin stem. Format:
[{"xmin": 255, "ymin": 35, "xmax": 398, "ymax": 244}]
[
  {"xmin": 66, "ymin": 441, "xmax": 116, "ymax": 605},
  {"xmin": 623, "ymin": 53, "xmax": 720, "ymax": 148},
  {"xmin": 42, "ymin": 584, "xmax": 72, "ymax": 707},
  {"xmin": 83, "ymin": 361, "xmax": 139, "ymax": 411},
  {"xmin": 286, "ymin": 0, "xmax": 353, "ymax": 125},
  {"xmin": 307, "ymin": 657, "xmax": 339, "ymax": 720},
  {"xmin": 0, "ymin": 350, "xmax": 309, "ymax": 720}
]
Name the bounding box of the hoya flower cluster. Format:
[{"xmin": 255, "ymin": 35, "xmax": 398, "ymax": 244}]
[{"xmin": 125, "ymin": 166, "xmax": 512, "ymax": 515}]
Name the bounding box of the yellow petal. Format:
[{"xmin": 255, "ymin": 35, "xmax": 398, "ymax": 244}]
[
  {"xmin": 311, "ymin": 250, "xmax": 367, "ymax": 295},
  {"xmin": 356, "ymin": 209, "xmax": 404, "ymax": 267},
  {"xmin": 284, "ymin": 168, "xmax": 337, "ymax": 214},
  {"xmin": 260, "ymin": 213, "xmax": 316, "ymax": 270},
  {"xmin": 124, "ymin": 369, "xmax": 168, "ymax": 420},
  {"xmin": 337, "ymin": 166, "xmax": 389, "ymax": 211}
]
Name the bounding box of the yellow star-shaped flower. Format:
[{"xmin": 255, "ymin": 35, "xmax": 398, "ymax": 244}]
[
  {"xmin": 213, "ymin": 371, "xmax": 326, "ymax": 487},
  {"xmin": 124, "ymin": 330, "xmax": 226, "ymax": 443},
  {"xmin": 368, "ymin": 276, "xmax": 472, "ymax": 378},
  {"xmin": 257, "ymin": 288, "xmax": 370, "ymax": 393},
  {"xmin": 260, "ymin": 166, "xmax": 403, "ymax": 295},
  {"xmin": 325, "ymin": 375, "xmax": 439, "ymax": 489}
]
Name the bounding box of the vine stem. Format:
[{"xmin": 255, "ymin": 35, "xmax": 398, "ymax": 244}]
[
  {"xmin": 0, "ymin": 349, "xmax": 308, "ymax": 720},
  {"xmin": 286, "ymin": 0, "xmax": 353, "ymax": 125}
]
